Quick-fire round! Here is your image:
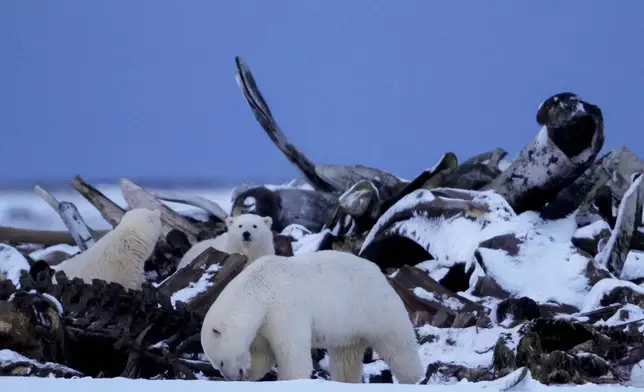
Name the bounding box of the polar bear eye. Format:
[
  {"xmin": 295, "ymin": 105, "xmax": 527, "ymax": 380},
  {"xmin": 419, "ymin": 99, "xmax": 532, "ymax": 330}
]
[
  {"xmin": 212, "ymin": 328, "xmax": 221, "ymax": 336},
  {"xmin": 238, "ymin": 224, "xmax": 242, "ymax": 228},
  {"xmin": 252, "ymin": 224, "xmax": 257, "ymax": 229}
]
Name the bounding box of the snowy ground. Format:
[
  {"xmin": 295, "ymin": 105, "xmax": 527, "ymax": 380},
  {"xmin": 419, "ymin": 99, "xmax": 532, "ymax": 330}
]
[{"xmin": 0, "ymin": 372, "xmax": 642, "ymax": 392}]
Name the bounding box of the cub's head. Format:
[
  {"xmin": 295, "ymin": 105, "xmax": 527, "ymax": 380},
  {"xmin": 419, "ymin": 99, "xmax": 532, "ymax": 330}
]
[
  {"xmin": 225, "ymin": 213, "xmax": 273, "ymax": 250},
  {"xmin": 200, "ymin": 322, "xmax": 251, "ymax": 381},
  {"xmin": 119, "ymin": 208, "xmax": 163, "ymax": 238}
]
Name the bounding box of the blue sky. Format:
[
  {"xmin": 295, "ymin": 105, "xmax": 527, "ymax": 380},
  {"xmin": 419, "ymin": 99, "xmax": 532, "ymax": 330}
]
[{"xmin": 1, "ymin": 1, "xmax": 642, "ymax": 186}]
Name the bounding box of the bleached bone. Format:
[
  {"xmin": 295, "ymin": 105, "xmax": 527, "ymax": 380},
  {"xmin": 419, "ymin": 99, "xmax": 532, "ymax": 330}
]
[
  {"xmin": 119, "ymin": 178, "xmax": 202, "ymax": 243},
  {"xmin": 71, "ymin": 175, "xmax": 126, "ymax": 227},
  {"xmin": 152, "ymin": 191, "xmax": 228, "ymax": 222},
  {"xmin": 33, "ymin": 185, "xmax": 96, "ymax": 251}
]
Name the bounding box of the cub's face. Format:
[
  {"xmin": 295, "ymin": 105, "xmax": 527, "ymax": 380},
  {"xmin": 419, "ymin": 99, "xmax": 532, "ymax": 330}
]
[
  {"xmin": 225, "ymin": 214, "xmax": 273, "ymax": 249},
  {"xmin": 201, "ymin": 325, "xmax": 251, "ymax": 381}
]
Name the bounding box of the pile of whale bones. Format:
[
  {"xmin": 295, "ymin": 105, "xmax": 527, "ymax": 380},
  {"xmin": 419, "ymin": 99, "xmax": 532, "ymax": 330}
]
[{"xmin": 0, "ymin": 57, "xmax": 643, "ymax": 387}]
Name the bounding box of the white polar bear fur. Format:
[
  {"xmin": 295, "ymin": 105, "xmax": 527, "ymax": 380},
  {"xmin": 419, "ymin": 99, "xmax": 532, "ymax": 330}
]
[
  {"xmin": 53, "ymin": 208, "xmax": 163, "ymax": 291},
  {"xmin": 200, "ymin": 250, "xmax": 424, "ymax": 384},
  {"xmin": 177, "ymin": 214, "xmax": 275, "ymax": 270}
]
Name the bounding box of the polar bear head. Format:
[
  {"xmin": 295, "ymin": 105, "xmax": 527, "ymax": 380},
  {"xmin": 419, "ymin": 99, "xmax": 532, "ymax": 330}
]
[
  {"xmin": 225, "ymin": 213, "xmax": 273, "ymax": 253},
  {"xmin": 201, "ymin": 322, "xmax": 252, "ymax": 381}
]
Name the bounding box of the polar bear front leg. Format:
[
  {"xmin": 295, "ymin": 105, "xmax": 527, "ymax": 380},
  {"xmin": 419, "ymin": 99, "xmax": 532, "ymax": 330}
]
[
  {"xmin": 247, "ymin": 335, "xmax": 276, "ymax": 381},
  {"xmin": 264, "ymin": 312, "xmax": 313, "ymax": 381},
  {"xmin": 328, "ymin": 344, "xmax": 366, "ymax": 383}
]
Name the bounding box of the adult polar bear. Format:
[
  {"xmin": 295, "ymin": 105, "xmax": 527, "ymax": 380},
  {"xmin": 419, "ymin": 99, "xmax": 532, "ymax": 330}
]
[
  {"xmin": 201, "ymin": 250, "xmax": 423, "ymax": 384},
  {"xmin": 177, "ymin": 213, "xmax": 275, "ymax": 270},
  {"xmin": 53, "ymin": 208, "xmax": 163, "ymax": 291}
]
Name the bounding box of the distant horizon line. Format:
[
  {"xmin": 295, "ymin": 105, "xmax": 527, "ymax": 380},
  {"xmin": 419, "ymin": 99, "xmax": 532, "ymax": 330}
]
[{"xmin": 0, "ymin": 174, "xmax": 298, "ymax": 191}]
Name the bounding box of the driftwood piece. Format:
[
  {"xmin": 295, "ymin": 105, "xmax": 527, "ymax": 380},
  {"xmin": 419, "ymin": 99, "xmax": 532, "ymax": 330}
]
[
  {"xmin": 178, "ymin": 250, "xmax": 248, "ymax": 318},
  {"xmin": 33, "ymin": 185, "xmax": 96, "ymax": 251},
  {"xmin": 157, "ymin": 247, "xmax": 228, "ymax": 300},
  {"xmin": 152, "ymin": 191, "xmax": 228, "ymax": 222},
  {"xmin": 71, "ymin": 175, "xmax": 126, "ymax": 227},
  {"xmin": 482, "ymin": 92, "xmax": 604, "ymax": 214},
  {"xmin": 0, "ymin": 226, "xmax": 109, "ymax": 247},
  {"xmin": 596, "ymin": 173, "xmax": 643, "ymax": 276},
  {"xmin": 387, "ymin": 265, "xmax": 488, "ymax": 328},
  {"xmin": 119, "ymin": 178, "xmax": 204, "ymax": 243}
]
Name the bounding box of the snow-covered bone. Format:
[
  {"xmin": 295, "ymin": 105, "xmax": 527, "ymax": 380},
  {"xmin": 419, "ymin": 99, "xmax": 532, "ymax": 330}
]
[{"xmin": 483, "ymin": 93, "xmax": 604, "ymax": 214}]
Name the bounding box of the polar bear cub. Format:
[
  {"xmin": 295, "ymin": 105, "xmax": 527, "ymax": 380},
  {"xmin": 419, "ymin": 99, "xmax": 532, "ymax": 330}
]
[
  {"xmin": 177, "ymin": 213, "xmax": 275, "ymax": 270},
  {"xmin": 53, "ymin": 208, "xmax": 163, "ymax": 291},
  {"xmin": 200, "ymin": 250, "xmax": 424, "ymax": 384}
]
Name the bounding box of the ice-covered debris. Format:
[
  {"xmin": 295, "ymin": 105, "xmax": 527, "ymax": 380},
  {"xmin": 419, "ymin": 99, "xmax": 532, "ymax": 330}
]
[
  {"xmin": 596, "ymin": 174, "xmax": 643, "ymax": 275},
  {"xmin": 170, "ymin": 264, "xmax": 220, "ymax": 307},
  {"xmin": 581, "ymin": 278, "xmax": 644, "ymax": 313},
  {"xmin": 29, "ymin": 243, "xmax": 79, "ymax": 261},
  {"xmin": 292, "ymin": 229, "xmax": 331, "ymax": 255},
  {"xmin": 0, "ymin": 243, "xmax": 30, "ymax": 285},
  {"xmin": 0, "ymin": 349, "xmax": 82, "ymax": 377},
  {"xmin": 413, "ymin": 287, "xmax": 463, "ymax": 312},
  {"xmin": 620, "ymin": 250, "xmax": 644, "ymax": 281},
  {"xmin": 281, "ymin": 224, "xmax": 312, "ymax": 241},
  {"xmin": 361, "ymin": 188, "xmax": 515, "ymax": 270},
  {"xmin": 574, "ymin": 220, "xmax": 611, "ymax": 239},
  {"xmin": 594, "ymin": 304, "xmax": 644, "ymax": 328},
  {"xmin": 417, "ymin": 324, "xmax": 521, "ymax": 369},
  {"xmin": 361, "ymin": 189, "xmax": 436, "ymax": 253},
  {"xmin": 475, "ymin": 212, "xmax": 591, "ymax": 309}
]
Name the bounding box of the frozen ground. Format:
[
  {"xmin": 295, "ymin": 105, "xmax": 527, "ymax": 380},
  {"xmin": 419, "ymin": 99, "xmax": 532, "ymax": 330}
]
[{"xmin": 0, "ymin": 371, "xmax": 642, "ymax": 392}]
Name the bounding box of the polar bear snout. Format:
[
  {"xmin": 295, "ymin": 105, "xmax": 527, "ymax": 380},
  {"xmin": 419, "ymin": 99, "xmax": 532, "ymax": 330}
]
[
  {"xmin": 220, "ymin": 363, "xmax": 246, "ymax": 381},
  {"xmin": 242, "ymin": 231, "xmax": 252, "ymax": 241}
]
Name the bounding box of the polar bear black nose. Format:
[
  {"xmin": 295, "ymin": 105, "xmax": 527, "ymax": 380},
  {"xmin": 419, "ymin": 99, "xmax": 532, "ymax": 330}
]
[{"xmin": 242, "ymin": 231, "xmax": 251, "ymax": 240}]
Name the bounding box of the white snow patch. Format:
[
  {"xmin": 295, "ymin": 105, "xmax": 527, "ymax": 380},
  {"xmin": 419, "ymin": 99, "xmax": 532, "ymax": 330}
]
[
  {"xmin": 594, "ymin": 304, "xmax": 644, "ymax": 328},
  {"xmin": 416, "ymin": 324, "xmax": 521, "ymax": 369},
  {"xmin": 573, "ymin": 220, "xmax": 610, "ymax": 240},
  {"xmin": 413, "ymin": 287, "xmax": 463, "ymax": 311},
  {"xmin": 620, "ymin": 250, "xmax": 644, "ymax": 281},
  {"xmin": 2, "ymin": 373, "xmax": 638, "ymax": 391},
  {"xmin": 581, "ymin": 278, "xmax": 644, "ymax": 313},
  {"xmin": 281, "ymin": 224, "xmax": 312, "ymax": 241},
  {"xmin": 0, "ymin": 349, "xmax": 80, "ymax": 375},
  {"xmin": 631, "ymin": 360, "xmax": 644, "ymax": 387},
  {"xmin": 170, "ymin": 264, "xmax": 221, "ymax": 307},
  {"xmin": 475, "ymin": 212, "xmax": 591, "ymax": 309},
  {"xmin": 0, "ymin": 243, "xmax": 31, "ymax": 285},
  {"xmin": 29, "ymin": 244, "xmax": 80, "ymax": 261}
]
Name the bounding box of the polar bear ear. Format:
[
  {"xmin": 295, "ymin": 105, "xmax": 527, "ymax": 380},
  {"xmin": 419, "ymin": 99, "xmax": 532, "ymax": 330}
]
[
  {"xmin": 225, "ymin": 217, "xmax": 235, "ymax": 228},
  {"xmin": 262, "ymin": 216, "xmax": 273, "ymax": 228}
]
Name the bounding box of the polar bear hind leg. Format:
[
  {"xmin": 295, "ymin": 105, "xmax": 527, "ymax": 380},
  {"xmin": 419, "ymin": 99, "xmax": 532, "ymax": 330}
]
[
  {"xmin": 370, "ymin": 338, "xmax": 424, "ymax": 384},
  {"xmin": 328, "ymin": 344, "xmax": 367, "ymax": 383},
  {"xmin": 264, "ymin": 311, "xmax": 314, "ymax": 381}
]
